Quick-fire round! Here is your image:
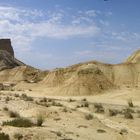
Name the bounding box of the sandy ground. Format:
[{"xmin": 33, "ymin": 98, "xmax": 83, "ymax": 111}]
[{"xmin": 0, "ymin": 88, "xmax": 139, "ymax": 140}]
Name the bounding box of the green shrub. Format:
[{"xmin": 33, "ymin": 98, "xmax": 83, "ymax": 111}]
[
  {"xmin": 123, "ymin": 108, "xmax": 134, "ymax": 119},
  {"xmin": 40, "ymin": 97, "xmax": 47, "ymax": 102},
  {"xmin": 82, "ymin": 98, "xmax": 87, "ymax": 101},
  {"xmin": 52, "ymin": 101, "xmax": 63, "ymax": 107},
  {"xmin": 85, "ymin": 114, "xmax": 93, "ymax": 120},
  {"xmin": 3, "ymin": 118, "xmax": 35, "ymax": 127},
  {"xmin": 5, "ymin": 96, "xmax": 10, "ymax": 102},
  {"xmin": 21, "ymin": 94, "xmax": 33, "ymax": 101},
  {"xmin": 94, "ymin": 103, "xmax": 104, "ymax": 113},
  {"xmin": 127, "ymin": 99, "xmax": 134, "ymax": 107},
  {"xmin": 9, "ymin": 111, "xmax": 20, "ymax": 118},
  {"xmin": 120, "ymin": 129, "xmax": 128, "ymax": 135},
  {"xmin": 0, "ymin": 132, "xmax": 10, "ymax": 140},
  {"xmin": 14, "ymin": 94, "xmax": 19, "ymax": 98},
  {"xmin": 3, "ymin": 107, "xmax": 8, "ymax": 111},
  {"xmin": 14, "ymin": 133, "xmax": 23, "ymax": 140},
  {"xmin": 62, "ymin": 107, "xmax": 68, "ymax": 112},
  {"xmin": 108, "ymin": 109, "xmax": 119, "ymax": 116},
  {"xmin": 124, "ymin": 112, "xmax": 133, "ymax": 119},
  {"xmin": 68, "ymin": 98, "xmax": 75, "ymax": 102},
  {"xmin": 37, "ymin": 115, "xmax": 44, "ymax": 127},
  {"xmin": 82, "ymin": 102, "xmax": 89, "ymax": 107},
  {"xmin": 97, "ymin": 129, "xmax": 106, "ymax": 133}
]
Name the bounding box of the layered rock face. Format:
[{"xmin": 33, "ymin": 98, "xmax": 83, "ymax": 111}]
[
  {"xmin": 0, "ymin": 39, "xmax": 25, "ymax": 70},
  {"xmin": 0, "ymin": 39, "xmax": 14, "ymax": 56}
]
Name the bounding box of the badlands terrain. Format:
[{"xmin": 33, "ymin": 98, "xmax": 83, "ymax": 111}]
[{"xmin": 0, "ymin": 39, "xmax": 140, "ymax": 140}]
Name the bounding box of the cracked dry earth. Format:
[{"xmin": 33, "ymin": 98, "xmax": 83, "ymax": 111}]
[{"xmin": 0, "ymin": 90, "xmax": 140, "ymax": 140}]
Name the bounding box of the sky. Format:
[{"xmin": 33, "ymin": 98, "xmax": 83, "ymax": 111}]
[{"xmin": 0, "ymin": 0, "xmax": 140, "ymax": 69}]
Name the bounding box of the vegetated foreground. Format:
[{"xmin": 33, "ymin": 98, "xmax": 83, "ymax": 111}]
[{"xmin": 0, "ymin": 89, "xmax": 139, "ymax": 140}]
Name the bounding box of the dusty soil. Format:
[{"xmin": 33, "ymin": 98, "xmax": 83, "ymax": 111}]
[{"xmin": 0, "ymin": 88, "xmax": 140, "ymax": 140}]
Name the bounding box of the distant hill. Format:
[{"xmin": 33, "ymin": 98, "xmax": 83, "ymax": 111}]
[{"xmin": 0, "ymin": 39, "xmax": 140, "ymax": 95}]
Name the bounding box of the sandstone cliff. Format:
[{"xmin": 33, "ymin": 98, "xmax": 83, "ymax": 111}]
[{"xmin": 0, "ymin": 39, "xmax": 24, "ymax": 70}]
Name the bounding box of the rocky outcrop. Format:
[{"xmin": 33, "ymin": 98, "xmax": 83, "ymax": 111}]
[
  {"xmin": 0, "ymin": 39, "xmax": 14, "ymax": 56},
  {"xmin": 0, "ymin": 39, "xmax": 25, "ymax": 70}
]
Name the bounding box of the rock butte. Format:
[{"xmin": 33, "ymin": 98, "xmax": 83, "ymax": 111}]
[
  {"xmin": 0, "ymin": 39, "xmax": 14, "ymax": 56},
  {"xmin": 0, "ymin": 39, "xmax": 140, "ymax": 95}
]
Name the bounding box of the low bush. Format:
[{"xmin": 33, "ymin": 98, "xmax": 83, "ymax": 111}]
[
  {"xmin": 108, "ymin": 109, "xmax": 119, "ymax": 116},
  {"xmin": 3, "ymin": 118, "xmax": 35, "ymax": 127},
  {"xmin": 40, "ymin": 97, "xmax": 47, "ymax": 102},
  {"xmin": 14, "ymin": 133, "xmax": 23, "ymax": 140},
  {"xmin": 123, "ymin": 109, "xmax": 134, "ymax": 119},
  {"xmin": 127, "ymin": 99, "xmax": 134, "ymax": 107},
  {"xmin": 3, "ymin": 107, "xmax": 8, "ymax": 111},
  {"xmin": 94, "ymin": 103, "xmax": 104, "ymax": 113},
  {"xmin": 21, "ymin": 94, "xmax": 33, "ymax": 101},
  {"xmin": 0, "ymin": 132, "xmax": 10, "ymax": 140},
  {"xmin": 37, "ymin": 115, "xmax": 44, "ymax": 126},
  {"xmin": 85, "ymin": 114, "xmax": 93, "ymax": 120},
  {"xmin": 14, "ymin": 94, "xmax": 19, "ymax": 98},
  {"xmin": 52, "ymin": 101, "xmax": 63, "ymax": 107},
  {"xmin": 9, "ymin": 111, "xmax": 20, "ymax": 118}
]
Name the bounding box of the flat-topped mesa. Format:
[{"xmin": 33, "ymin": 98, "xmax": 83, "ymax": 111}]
[{"xmin": 0, "ymin": 39, "xmax": 14, "ymax": 56}]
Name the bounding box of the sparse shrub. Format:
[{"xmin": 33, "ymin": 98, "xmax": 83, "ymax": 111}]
[
  {"xmin": 68, "ymin": 98, "xmax": 75, "ymax": 102},
  {"xmin": 0, "ymin": 132, "xmax": 10, "ymax": 140},
  {"xmin": 40, "ymin": 97, "xmax": 47, "ymax": 102},
  {"xmin": 108, "ymin": 109, "xmax": 119, "ymax": 116},
  {"xmin": 52, "ymin": 101, "xmax": 63, "ymax": 107},
  {"xmin": 35, "ymin": 101, "xmax": 50, "ymax": 107},
  {"xmin": 85, "ymin": 114, "xmax": 93, "ymax": 120},
  {"xmin": 83, "ymin": 102, "xmax": 89, "ymax": 107},
  {"xmin": 14, "ymin": 133, "xmax": 23, "ymax": 140},
  {"xmin": 3, "ymin": 107, "xmax": 8, "ymax": 111},
  {"xmin": 21, "ymin": 94, "xmax": 33, "ymax": 101},
  {"xmin": 62, "ymin": 107, "xmax": 68, "ymax": 112},
  {"xmin": 56, "ymin": 131, "xmax": 62, "ymax": 137},
  {"xmin": 124, "ymin": 109, "xmax": 133, "ymax": 119},
  {"xmin": 48, "ymin": 98, "xmax": 52, "ymax": 102},
  {"xmin": 122, "ymin": 108, "xmax": 135, "ymax": 114},
  {"xmin": 26, "ymin": 96, "xmax": 33, "ymax": 101},
  {"xmin": 5, "ymin": 96, "xmax": 10, "ymax": 102},
  {"xmin": 120, "ymin": 129, "xmax": 128, "ymax": 135},
  {"xmin": 76, "ymin": 105, "xmax": 81, "ymax": 108},
  {"xmin": 82, "ymin": 98, "xmax": 87, "ymax": 101},
  {"xmin": 9, "ymin": 111, "xmax": 20, "ymax": 118},
  {"xmin": 127, "ymin": 99, "xmax": 134, "ymax": 107},
  {"xmin": 97, "ymin": 129, "xmax": 106, "ymax": 133},
  {"xmin": 37, "ymin": 115, "xmax": 44, "ymax": 127},
  {"xmin": 14, "ymin": 94, "xmax": 19, "ymax": 98},
  {"xmin": 3, "ymin": 118, "xmax": 35, "ymax": 127},
  {"xmin": 94, "ymin": 103, "xmax": 104, "ymax": 113},
  {"xmin": 21, "ymin": 94, "xmax": 27, "ymax": 98}
]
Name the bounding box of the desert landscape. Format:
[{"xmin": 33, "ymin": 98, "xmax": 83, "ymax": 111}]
[{"xmin": 0, "ymin": 39, "xmax": 139, "ymax": 140}]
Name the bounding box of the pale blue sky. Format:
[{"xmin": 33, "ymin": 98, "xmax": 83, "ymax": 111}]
[{"xmin": 0, "ymin": 0, "xmax": 140, "ymax": 69}]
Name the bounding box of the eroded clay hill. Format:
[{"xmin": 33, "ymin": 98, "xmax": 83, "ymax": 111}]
[
  {"xmin": 39, "ymin": 51, "xmax": 140, "ymax": 95},
  {"xmin": 0, "ymin": 39, "xmax": 140, "ymax": 95}
]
